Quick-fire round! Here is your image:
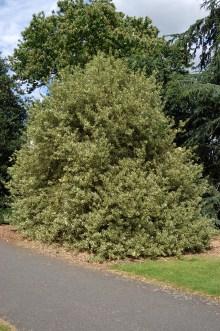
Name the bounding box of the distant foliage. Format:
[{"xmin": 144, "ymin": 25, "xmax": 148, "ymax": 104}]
[
  {"xmin": 0, "ymin": 56, "xmax": 25, "ymax": 213},
  {"xmin": 9, "ymin": 55, "xmax": 212, "ymax": 259}
]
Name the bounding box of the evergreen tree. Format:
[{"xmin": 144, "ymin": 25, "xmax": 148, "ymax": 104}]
[
  {"xmin": 180, "ymin": 0, "xmax": 220, "ymax": 72},
  {"xmin": 165, "ymin": 0, "xmax": 220, "ymax": 221},
  {"xmin": 0, "ymin": 56, "xmax": 25, "ymax": 219}
]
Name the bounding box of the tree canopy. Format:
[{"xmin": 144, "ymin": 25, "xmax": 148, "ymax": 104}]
[
  {"xmin": 11, "ymin": 0, "xmax": 186, "ymax": 91},
  {"xmin": 178, "ymin": 0, "xmax": 220, "ymax": 72}
]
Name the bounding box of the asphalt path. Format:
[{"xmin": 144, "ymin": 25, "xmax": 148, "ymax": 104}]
[{"xmin": 0, "ymin": 240, "xmax": 220, "ymax": 331}]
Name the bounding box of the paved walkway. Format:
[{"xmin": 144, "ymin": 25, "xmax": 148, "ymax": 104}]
[{"xmin": 0, "ymin": 240, "xmax": 220, "ymax": 331}]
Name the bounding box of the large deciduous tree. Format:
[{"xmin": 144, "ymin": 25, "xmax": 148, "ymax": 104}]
[
  {"xmin": 9, "ymin": 55, "xmax": 212, "ymax": 259},
  {"xmin": 11, "ymin": 0, "xmax": 186, "ymax": 91}
]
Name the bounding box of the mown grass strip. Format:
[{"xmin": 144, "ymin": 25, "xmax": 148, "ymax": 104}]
[
  {"xmin": 0, "ymin": 326, "xmax": 11, "ymax": 331},
  {"xmin": 112, "ymin": 256, "xmax": 220, "ymax": 297},
  {"xmin": 0, "ymin": 319, "xmax": 16, "ymax": 331}
]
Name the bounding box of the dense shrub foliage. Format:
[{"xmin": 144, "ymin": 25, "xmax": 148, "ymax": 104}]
[{"xmin": 9, "ymin": 55, "xmax": 212, "ymax": 259}]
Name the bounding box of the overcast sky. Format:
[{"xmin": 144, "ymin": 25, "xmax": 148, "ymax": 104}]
[{"xmin": 0, "ymin": 0, "xmax": 207, "ymax": 56}]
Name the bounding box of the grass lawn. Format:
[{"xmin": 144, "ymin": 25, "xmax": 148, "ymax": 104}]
[
  {"xmin": 0, "ymin": 324, "xmax": 13, "ymax": 331},
  {"xmin": 0, "ymin": 320, "xmax": 15, "ymax": 331},
  {"xmin": 0, "ymin": 326, "xmax": 11, "ymax": 331},
  {"xmin": 112, "ymin": 256, "xmax": 220, "ymax": 297}
]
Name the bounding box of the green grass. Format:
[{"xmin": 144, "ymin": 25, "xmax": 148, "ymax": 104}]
[
  {"xmin": 0, "ymin": 324, "xmax": 12, "ymax": 331},
  {"xmin": 0, "ymin": 319, "xmax": 15, "ymax": 331},
  {"xmin": 112, "ymin": 256, "xmax": 220, "ymax": 297}
]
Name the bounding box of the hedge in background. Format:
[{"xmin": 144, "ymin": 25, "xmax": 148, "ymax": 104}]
[{"xmin": 9, "ymin": 55, "xmax": 212, "ymax": 259}]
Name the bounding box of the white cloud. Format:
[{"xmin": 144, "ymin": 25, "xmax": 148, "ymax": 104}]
[
  {"xmin": 0, "ymin": 0, "xmax": 57, "ymax": 56},
  {"xmin": 114, "ymin": 0, "xmax": 207, "ymax": 35}
]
